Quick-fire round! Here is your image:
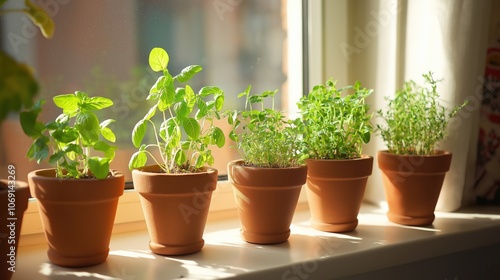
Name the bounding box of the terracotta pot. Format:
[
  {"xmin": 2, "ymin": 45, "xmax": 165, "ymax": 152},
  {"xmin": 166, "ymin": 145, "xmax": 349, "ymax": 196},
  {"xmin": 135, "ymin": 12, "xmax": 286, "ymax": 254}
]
[
  {"xmin": 377, "ymin": 150, "xmax": 452, "ymax": 226},
  {"xmin": 0, "ymin": 179, "xmax": 30, "ymax": 280},
  {"xmin": 227, "ymin": 160, "xmax": 307, "ymax": 244},
  {"xmin": 132, "ymin": 165, "xmax": 217, "ymax": 255},
  {"xmin": 27, "ymin": 169, "xmax": 124, "ymax": 267},
  {"xmin": 305, "ymin": 156, "xmax": 373, "ymax": 232}
]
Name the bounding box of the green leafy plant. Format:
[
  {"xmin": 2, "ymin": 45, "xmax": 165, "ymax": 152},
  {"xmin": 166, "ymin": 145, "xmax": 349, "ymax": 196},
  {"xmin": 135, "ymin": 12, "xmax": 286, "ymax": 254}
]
[
  {"xmin": 297, "ymin": 79, "xmax": 373, "ymax": 159},
  {"xmin": 377, "ymin": 72, "xmax": 468, "ymax": 155},
  {"xmin": 20, "ymin": 91, "xmax": 117, "ymax": 179},
  {"xmin": 0, "ymin": 0, "xmax": 55, "ymax": 123},
  {"xmin": 226, "ymin": 86, "xmax": 303, "ymax": 168},
  {"xmin": 129, "ymin": 47, "xmax": 226, "ymax": 173}
]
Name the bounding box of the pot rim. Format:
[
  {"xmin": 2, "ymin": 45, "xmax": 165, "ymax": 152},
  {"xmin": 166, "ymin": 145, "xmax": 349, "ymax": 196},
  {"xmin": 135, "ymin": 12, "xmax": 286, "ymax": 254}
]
[
  {"xmin": 132, "ymin": 164, "xmax": 218, "ymax": 176},
  {"xmin": 228, "ymin": 159, "xmax": 307, "ymax": 171},
  {"xmin": 377, "ymin": 150, "xmax": 451, "ymax": 157},
  {"xmin": 305, "ymin": 154, "xmax": 373, "ymax": 163},
  {"xmin": 28, "ymin": 168, "xmax": 124, "ymax": 181}
]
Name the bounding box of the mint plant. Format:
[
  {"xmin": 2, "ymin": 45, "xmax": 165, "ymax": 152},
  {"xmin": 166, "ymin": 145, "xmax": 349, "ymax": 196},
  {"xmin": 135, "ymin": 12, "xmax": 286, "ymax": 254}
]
[
  {"xmin": 377, "ymin": 72, "xmax": 467, "ymax": 155},
  {"xmin": 226, "ymin": 86, "xmax": 304, "ymax": 168},
  {"xmin": 20, "ymin": 91, "xmax": 117, "ymax": 179},
  {"xmin": 129, "ymin": 47, "xmax": 225, "ymax": 173},
  {"xmin": 297, "ymin": 80, "xmax": 373, "ymax": 159}
]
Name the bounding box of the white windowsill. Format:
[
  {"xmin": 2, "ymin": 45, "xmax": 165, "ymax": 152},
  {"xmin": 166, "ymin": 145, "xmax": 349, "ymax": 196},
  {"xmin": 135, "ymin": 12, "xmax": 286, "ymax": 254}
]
[{"xmin": 13, "ymin": 201, "xmax": 500, "ymax": 279}]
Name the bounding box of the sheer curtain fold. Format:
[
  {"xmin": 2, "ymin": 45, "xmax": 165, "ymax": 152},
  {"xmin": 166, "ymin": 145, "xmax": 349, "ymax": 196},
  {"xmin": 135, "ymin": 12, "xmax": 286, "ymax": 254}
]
[{"xmin": 322, "ymin": 0, "xmax": 492, "ymax": 211}]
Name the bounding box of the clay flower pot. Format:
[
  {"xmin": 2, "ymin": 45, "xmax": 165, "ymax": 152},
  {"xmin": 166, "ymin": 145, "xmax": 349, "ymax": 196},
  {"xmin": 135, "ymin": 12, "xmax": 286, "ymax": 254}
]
[
  {"xmin": 132, "ymin": 165, "xmax": 217, "ymax": 255},
  {"xmin": 305, "ymin": 156, "xmax": 373, "ymax": 232},
  {"xmin": 27, "ymin": 169, "xmax": 124, "ymax": 267},
  {"xmin": 1, "ymin": 179, "xmax": 30, "ymax": 280},
  {"xmin": 377, "ymin": 150, "xmax": 452, "ymax": 226},
  {"xmin": 227, "ymin": 160, "xmax": 307, "ymax": 244}
]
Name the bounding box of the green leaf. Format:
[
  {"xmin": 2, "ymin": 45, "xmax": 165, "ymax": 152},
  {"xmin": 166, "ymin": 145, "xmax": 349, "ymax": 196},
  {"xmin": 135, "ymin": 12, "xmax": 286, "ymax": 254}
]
[
  {"xmin": 159, "ymin": 86, "xmax": 176, "ymax": 110},
  {"xmin": 132, "ymin": 120, "xmax": 147, "ymax": 148},
  {"xmin": 184, "ymin": 85, "xmax": 196, "ymax": 108},
  {"xmin": 48, "ymin": 151, "xmax": 65, "ymax": 165},
  {"xmin": 101, "ymin": 127, "xmax": 116, "ymax": 142},
  {"xmin": 129, "ymin": 151, "xmax": 148, "ymax": 170},
  {"xmin": 215, "ymin": 94, "xmax": 224, "ymax": 111},
  {"xmin": 195, "ymin": 98, "xmax": 208, "ymax": 120},
  {"xmin": 82, "ymin": 96, "xmax": 113, "ymax": 111},
  {"xmin": 53, "ymin": 94, "xmax": 79, "ymax": 115},
  {"xmin": 75, "ymin": 112, "xmax": 100, "ymax": 144},
  {"xmin": 174, "ymin": 102, "xmax": 189, "ymax": 121},
  {"xmin": 51, "ymin": 128, "xmax": 79, "ymax": 143},
  {"xmin": 212, "ymin": 127, "xmax": 225, "ymax": 148},
  {"xmin": 149, "ymin": 47, "xmax": 169, "ymax": 72},
  {"xmin": 94, "ymin": 141, "xmax": 116, "ymax": 161},
  {"xmin": 175, "ymin": 65, "xmax": 202, "ymax": 83},
  {"xmin": 28, "ymin": 137, "xmax": 49, "ymax": 164},
  {"xmin": 25, "ymin": 0, "xmax": 55, "ymax": 38},
  {"xmin": 174, "ymin": 149, "xmax": 187, "ymax": 166},
  {"xmin": 88, "ymin": 157, "xmax": 110, "ymax": 179},
  {"xmin": 148, "ymin": 76, "xmax": 165, "ymax": 99},
  {"xmin": 199, "ymin": 86, "xmax": 221, "ymax": 97},
  {"xmin": 143, "ymin": 104, "xmax": 158, "ymax": 121},
  {"xmin": 100, "ymin": 119, "xmax": 115, "ymax": 128},
  {"xmin": 20, "ymin": 109, "xmax": 42, "ymax": 137},
  {"xmin": 183, "ymin": 118, "xmax": 200, "ymax": 140}
]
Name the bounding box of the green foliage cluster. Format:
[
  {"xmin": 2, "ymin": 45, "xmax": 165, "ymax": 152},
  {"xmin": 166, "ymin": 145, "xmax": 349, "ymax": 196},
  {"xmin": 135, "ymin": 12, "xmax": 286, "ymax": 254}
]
[
  {"xmin": 227, "ymin": 86, "xmax": 304, "ymax": 168},
  {"xmin": 0, "ymin": 0, "xmax": 54, "ymax": 123},
  {"xmin": 129, "ymin": 47, "xmax": 226, "ymax": 173},
  {"xmin": 297, "ymin": 80, "xmax": 373, "ymax": 159},
  {"xmin": 377, "ymin": 72, "xmax": 468, "ymax": 155},
  {"xmin": 20, "ymin": 91, "xmax": 117, "ymax": 179}
]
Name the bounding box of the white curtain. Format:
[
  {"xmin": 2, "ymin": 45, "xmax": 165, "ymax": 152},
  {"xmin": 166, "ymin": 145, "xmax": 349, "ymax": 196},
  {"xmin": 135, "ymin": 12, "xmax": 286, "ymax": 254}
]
[{"xmin": 319, "ymin": 0, "xmax": 493, "ymax": 211}]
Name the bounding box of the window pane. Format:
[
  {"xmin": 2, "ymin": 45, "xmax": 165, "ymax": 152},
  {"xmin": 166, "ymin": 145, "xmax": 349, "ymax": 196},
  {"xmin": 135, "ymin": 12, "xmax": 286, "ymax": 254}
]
[{"xmin": 1, "ymin": 0, "xmax": 300, "ymax": 181}]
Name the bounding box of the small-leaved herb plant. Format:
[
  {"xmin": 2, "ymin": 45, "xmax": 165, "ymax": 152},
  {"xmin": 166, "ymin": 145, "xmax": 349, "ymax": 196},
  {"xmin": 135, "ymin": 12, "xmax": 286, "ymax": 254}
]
[
  {"xmin": 226, "ymin": 86, "xmax": 304, "ymax": 168},
  {"xmin": 297, "ymin": 79, "xmax": 373, "ymax": 159},
  {"xmin": 377, "ymin": 72, "xmax": 468, "ymax": 155},
  {"xmin": 20, "ymin": 91, "xmax": 117, "ymax": 179},
  {"xmin": 129, "ymin": 47, "xmax": 225, "ymax": 173}
]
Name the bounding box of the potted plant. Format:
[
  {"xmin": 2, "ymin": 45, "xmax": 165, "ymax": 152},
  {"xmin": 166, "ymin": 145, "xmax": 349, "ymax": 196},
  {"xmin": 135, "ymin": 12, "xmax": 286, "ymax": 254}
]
[
  {"xmin": 129, "ymin": 47, "xmax": 225, "ymax": 255},
  {"xmin": 377, "ymin": 72, "xmax": 467, "ymax": 226},
  {"xmin": 226, "ymin": 86, "xmax": 307, "ymax": 244},
  {"xmin": 297, "ymin": 79, "xmax": 374, "ymax": 233},
  {"xmin": 21, "ymin": 91, "xmax": 124, "ymax": 267}
]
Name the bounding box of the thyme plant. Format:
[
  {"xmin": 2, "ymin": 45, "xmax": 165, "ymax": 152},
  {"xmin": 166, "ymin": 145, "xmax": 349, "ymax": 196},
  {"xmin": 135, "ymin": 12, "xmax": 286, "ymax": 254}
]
[
  {"xmin": 129, "ymin": 47, "xmax": 225, "ymax": 173},
  {"xmin": 297, "ymin": 79, "xmax": 373, "ymax": 159},
  {"xmin": 20, "ymin": 91, "xmax": 117, "ymax": 179},
  {"xmin": 376, "ymin": 72, "xmax": 468, "ymax": 155},
  {"xmin": 227, "ymin": 86, "xmax": 304, "ymax": 168}
]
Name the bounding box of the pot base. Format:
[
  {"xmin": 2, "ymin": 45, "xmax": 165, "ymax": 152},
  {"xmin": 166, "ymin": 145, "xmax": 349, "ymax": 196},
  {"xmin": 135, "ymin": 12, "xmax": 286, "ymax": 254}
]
[
  {"xmin": 310, "ymin": 219, "xmax": 358, "ymax": 233},
  {"xmin": 47, "ymin": 248, "xmax": 109, "ymax": 267},
  {"xmin": 240, "ymin": 229, "xmax": 290, "ymax": 245},
  {"xmin": 387, "ymin": 212, "xmax": 435, "ymax": 226},
  {"xmin": 150, "ymin": 239, "xmax": 205, "ymax": 256}
]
